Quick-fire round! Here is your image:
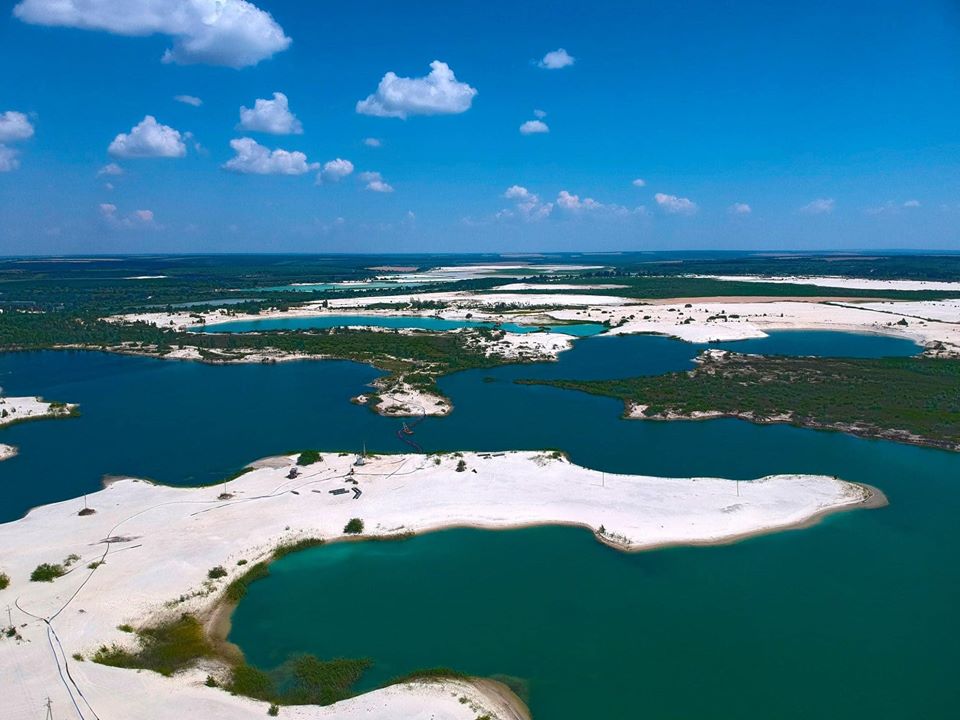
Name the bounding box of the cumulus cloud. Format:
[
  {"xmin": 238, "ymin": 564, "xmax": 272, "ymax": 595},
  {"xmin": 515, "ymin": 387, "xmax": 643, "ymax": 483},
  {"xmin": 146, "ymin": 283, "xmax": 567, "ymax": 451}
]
[
  {"xmin": 800, "ymin": 197, "xmax": 835, "ymax": 215},
  {"xmin": 356, "ymin": 60, "xmax": 477, "ymax": 118},
  {"xmin": 108, "ymin": 116, "xmax": 186, "ymax": 158},
  {"xmin": 729, "ymin": 202, "xmax": 752, "ymax": 215},
  {"xmin": 0, "ymin": 145, "xmax": 20, "ymax": 172},
  {"xmin": 555, "ymin": 190, "xmax": 638, "ymax": 216},
  {"xmin": 0, "ymin": 111, "xmax": 35, "ymax": 142},
  {"xmin": 13, "ymin": 0, "xmax": 291, "ymax": 68},
  {"xmin": 903, "ymin": 199, "xmax": 921, "ymax": 208},
  {"xmin": 654, "ymin": 193, "xmax": 698, "ymax": 214},
  {"xmin": 319, "ymin": 158, "xmax": 354, "ymax": 182},
  {"xmin": 538, "ymin": 48, "xmax": 575, "ymax": 69},
  {"xmin": 363, "ymin": 137, "xmax": 382, "ymax": 148},
  {"xmin": 98, "ymin": 162, "xmax": 124, "ymax": 176},
  {"xmin": 0, "ymin": 111, "xmax": 34, "ymax": 171},
  {"xmin": 631, "ymin": 178, "xmax": 646, "ymax": 188},
  {"xmin": 519, "ymin": 119, "xmax": 549, "ymax": 135},
  {"xmin": 174, "ymin": 94, "xmax": 203, "ymax": 107},
  {"xmin": 238, "ymin": 92, "xmax": 302, "ymax": 134},
  {"xmin": 99, "ymin": 202, "xmax": 155, "ymax": 227},
  {"xmin": 500, "ymin": 185, "xmax": 552, "ymax": 221},
  {"xmin": 866, "ymin": 199, "xmax": 922, "ymax": 216},
  {"xmin": 359, "ymin": 171, "xmax": 394, "ymax": 192},
  {"xmin": 222, "ymin": 137, "xmax": 319, "ymax": 175}
]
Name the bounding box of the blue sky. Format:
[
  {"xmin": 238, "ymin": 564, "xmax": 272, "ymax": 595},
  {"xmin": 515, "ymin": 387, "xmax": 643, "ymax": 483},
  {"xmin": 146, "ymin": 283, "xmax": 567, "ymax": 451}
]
[{"xmin": 1, "ymin": 0, "xmax": 959, "ymax": 254}]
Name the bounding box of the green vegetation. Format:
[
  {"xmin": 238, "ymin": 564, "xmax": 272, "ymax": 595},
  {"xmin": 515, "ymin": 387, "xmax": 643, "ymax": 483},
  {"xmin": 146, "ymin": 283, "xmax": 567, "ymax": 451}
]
[
  {"xmin": 117, "ymin": 624, "xmax": 135, "ymax": 633},
  {"xmin": 343, "ymin": 518, "xmax": 364, "ymax": 534},
  {"xmin": 30, "ymin": 562, "xmax": 65, "ymax": 582},
  {"xmin": 92, "ymin": 614, "xmax": 213, "ymax": 676},
  {"xmin": 225, "ymin": 562, "xmax": 270, "ymax": 602},
  {"xmin": 456, "ymin": 459, "xmax": 467, "ymax": 472},
  {"xmin": 0, "ymin": 571, "xmax": 9, "ymax": 590},
  {"xmin": 208, "ymin": 566, "xmax": 228, "ymax": 580},
  {"xmin": 523, "ymin": 354, "xmax": 960, "ymax": 450},
  {"xmin": 296, "ymin": 450, "xmax": 322, "ymax": 466},
  {"xmin": 229, "ymin": 655, "xmax": 372, "ymax": 706},
  {"xmin": 273, "ymin": 537, "xmax": 325, "ymax": 560}
]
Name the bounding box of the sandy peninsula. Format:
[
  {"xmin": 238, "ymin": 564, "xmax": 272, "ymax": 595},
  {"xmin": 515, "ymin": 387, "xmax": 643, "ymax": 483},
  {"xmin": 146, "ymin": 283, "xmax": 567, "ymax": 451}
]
[
  {"xmin": 0, "ymin": 395, "xmax": 77, "ymax": 427},
  {"xmin": 0, "ymin": 450, "xmax": 880, "ymax": 720},
  {"xmin": 0, "ymin": 443, "xmax": 17, "ymax": 461}
]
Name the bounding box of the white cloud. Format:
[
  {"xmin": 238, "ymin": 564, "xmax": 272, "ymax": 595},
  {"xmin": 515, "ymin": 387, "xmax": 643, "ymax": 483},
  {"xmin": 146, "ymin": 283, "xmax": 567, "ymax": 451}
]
[
  {"xmin": 13, "ymin": 0, "xmax": 291, "ymax": 68},
  {"xmin": 654, "ymin": 193, "xmax": 698, "ymax": 214},
  {"xmin": 174, "ymin": 94, "xmax": 203, "ymax": 107},
  {"xmin": 631, "ymin": 178, "xmax": 646, "ymax": 188},
  {"xmin": 729, "ymin": 202, "xmax": 752, "ymax": 215},
  {"xmin": 519, "ymin": 119, "xmax": 549, "ymax": 135},
  {"xmin": 108, "ymin": 116, "xmax": 186, "ymax": 158},
  {"xmin": 903, "ymin": 199, "xmax": 921, "ymax": 208},
  {"xmin": 98, "ymin": 162, "xmax": 124, "ymax": 176},
  {"xmin": 500, "ymin": 185, "xmax": 552, "ymax": 221},
  {"xmin": 363, "ymin": 137, "xmax": 382, "ymax": 148},
  {"xmin": 557, "ymin": 190, "xmax": 600, "ymax": 211},
  {"xmin": 533, "ymin": 109, "xmax": 547, "ymax": 119},
  {"xmin": 359, "ymin": 171, "xmax": 394, "ymax": 192},
  {"xmin": 222, "ymin": 137, "xmax": 319, "ymax": 175},
  {"xmin": 319, "ymin": 158, "xmax": 354, "ymax": 182},
  {"xmin": 239, "ymin": 92, "xmax": 302, "ymax": 134},
  {"xmin": 800, "ymin": 197, "xmax": 835, "ymax": 215},
  {"xmin": 538, "ymin": 48, "xmax": 575, "ymax": 69},
  {"xmin": 356, "ymin": 60, "xmax": 477, "ymax": 118},
  {"xmin": 0, "ymin": 145, "xmax": 20, "ymax": 172},
  {"xmin": 99, "ymin": 202, "xmax": 155, "ymax": 227},
  {"xmin": 0, "ymin": 111, "xmax": 35, "ymax": 142}
]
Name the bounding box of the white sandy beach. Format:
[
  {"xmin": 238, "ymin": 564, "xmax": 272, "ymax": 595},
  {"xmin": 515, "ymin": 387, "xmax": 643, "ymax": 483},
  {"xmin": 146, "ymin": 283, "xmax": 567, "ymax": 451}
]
[
  {"xmin": 692, "ymin": 274, "xmax": 960, "ymax": 292},
  {"xmin": 0, "ymin": 443, "xmax": 17, "ymax": 461},
  {"xmin": 0, "ymin": 396, "xmax": 77, "ymax": 427},
  {"xmin": 0, "ymin": 450, "xmax": 878, "ymax": 720}
]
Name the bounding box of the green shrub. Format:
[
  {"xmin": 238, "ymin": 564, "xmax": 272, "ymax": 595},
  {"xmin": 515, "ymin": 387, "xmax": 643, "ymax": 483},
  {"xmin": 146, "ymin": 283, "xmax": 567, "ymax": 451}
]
[
  {"xmin": 296, "ymin": 450, "xmax": 322, "ymax": 466},
  {"xmin": 117, "ymin": 624, "xmax": 134, "ymax": 633},
  {"xmin": 30, "ymin": 563, "xmax": 65, "ymax": 582},
  {"xmin": 208, "ymin": 566, "xmax": 228, "ymax": 580},
  {"xmin": 72, "ymin": 653, "xmax": 84, "ymax": 662},
  {"xmin": 0, "ymin": 572, "xmax": 9, "ymax": 590},
  {"xmin": 268, "ymin": 705, "xmax": 279, "ymax": 716},
  {"xmin": 343, "ymin": 518, "xmax": 364, "ymax": 534},
  {"xmin": 456, "ymin": 459, "xmax": 467, "ymax": 472},
  {"xmin": 205, "ymin": 675, "xmax": 218, "ymax": 687}
]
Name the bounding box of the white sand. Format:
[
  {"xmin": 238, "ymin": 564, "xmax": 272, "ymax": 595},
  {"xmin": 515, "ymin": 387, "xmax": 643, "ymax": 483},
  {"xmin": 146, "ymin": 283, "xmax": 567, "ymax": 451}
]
[
  {"xmin": 693, "ymin": 274, "xmax": 960, "ymax": 292},
  {"xmin": 0, "ymin": 443, "xmax": 17, "ymax": 461},
  {"xmin": 496, "ymin": 283, "xmax": 628, "ymax": 291},
  {"xmin": 0, "ymin": 396, "xmax": 76, "ymax": 427},
  {"xmin": 0, "ymin": 451, "xmax": 874, "ymax": 720}
]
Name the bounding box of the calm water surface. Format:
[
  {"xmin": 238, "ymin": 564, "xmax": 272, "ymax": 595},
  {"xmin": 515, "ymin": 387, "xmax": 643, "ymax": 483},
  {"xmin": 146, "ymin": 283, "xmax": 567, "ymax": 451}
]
[{"xmin": 2, "ymin": 331, "xmax": 955, "ymax": 718}]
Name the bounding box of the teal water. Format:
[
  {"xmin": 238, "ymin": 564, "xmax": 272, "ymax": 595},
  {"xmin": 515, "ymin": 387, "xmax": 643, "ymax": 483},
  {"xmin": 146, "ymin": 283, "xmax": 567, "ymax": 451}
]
[
  {"xmin": 0, "ymin": 332, "xmax": 919, "ymax": 521},
  {"xmin": 1, "ymin": 331, "xmax": 955, "ymax": 717},
  {"xmin": 195, "ymin": 314, "xmax": 607, "ymax": 337}
]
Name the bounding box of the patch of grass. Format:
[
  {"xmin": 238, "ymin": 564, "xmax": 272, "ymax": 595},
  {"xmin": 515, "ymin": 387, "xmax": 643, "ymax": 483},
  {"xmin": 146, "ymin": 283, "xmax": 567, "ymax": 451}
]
[
  {"xmin": 296, "ymin": 450, "xmax": 323, "ymax": 466},
  {"xmin": 387, "ymin": 667, "xmax": 469, "ymax": 685},
  {"xmin": 92, "ymin": 613, "xmax": 213, "ymax": 677},
  {"xmin": 343, "ymin": 518, "xmax": 364, "ymax": 535},
  {"xmin": 224, "ymin": 562, "xmax": 270, "ymax": 603},
  {"xmin": 272, "ymin": 538, "xmax": 325, "ymax": 560},
  {"xmin": 30, "ymin": 563, "xmax": 65, "ymax": 582},
  {"xmin": 72, "ymin": 653, "xmax": 84, "ymax": 662},
  {"xmin": 87, "ymin": 561, "xmax": 104, "ymax": 570},
  {"xmin": 117, "ymin": 624, "xmax": 134, "ymax": 633}
]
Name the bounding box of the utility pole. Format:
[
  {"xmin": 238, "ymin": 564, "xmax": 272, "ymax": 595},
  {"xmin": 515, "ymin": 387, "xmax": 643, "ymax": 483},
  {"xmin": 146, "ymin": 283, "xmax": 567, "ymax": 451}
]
[
  {"xmin": 44, "ymin": 697, "xmax": 53, "ymax": 720},
  {"xmin": 5, "ymin": 604, "xmax": 11, "ymax": 628}
]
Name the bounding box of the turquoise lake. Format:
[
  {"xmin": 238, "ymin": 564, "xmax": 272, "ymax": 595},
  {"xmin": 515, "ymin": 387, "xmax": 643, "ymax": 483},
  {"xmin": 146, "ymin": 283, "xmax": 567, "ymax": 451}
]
[
  {"xmin": 1, "ymin": 331, "xmax": 956, "ymax": 718},
  {"xmin": 195, "ymin": 314, "xmax": 606, "ymax": 337}
]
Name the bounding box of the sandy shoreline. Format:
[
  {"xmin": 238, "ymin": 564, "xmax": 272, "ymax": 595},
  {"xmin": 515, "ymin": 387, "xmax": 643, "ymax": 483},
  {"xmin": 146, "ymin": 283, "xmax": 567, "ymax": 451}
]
[{"xmin": 0, "ymin": 450, "xmax": 879, "ymax": 720}]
